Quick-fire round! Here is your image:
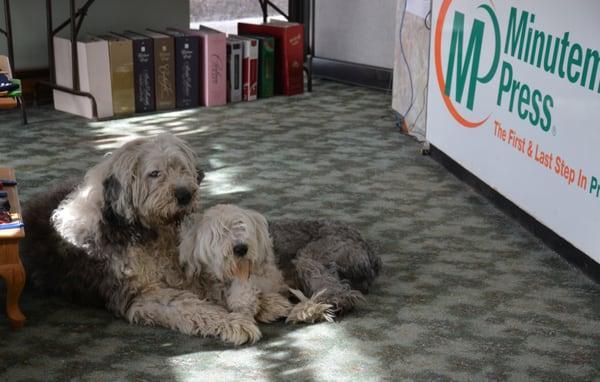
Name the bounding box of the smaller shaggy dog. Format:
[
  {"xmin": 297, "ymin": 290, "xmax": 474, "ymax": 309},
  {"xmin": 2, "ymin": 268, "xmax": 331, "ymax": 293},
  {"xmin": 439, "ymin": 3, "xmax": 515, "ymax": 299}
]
[{"xmin": 179, "ymin": 204, "xmax": 335, "ymax": 332}]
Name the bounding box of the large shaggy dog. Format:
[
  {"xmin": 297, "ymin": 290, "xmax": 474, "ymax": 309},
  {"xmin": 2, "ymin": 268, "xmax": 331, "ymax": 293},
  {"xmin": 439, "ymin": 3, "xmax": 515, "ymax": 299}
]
[
  {"xmin": 23, "ymin": 134, "xmax": 261, "ymax": 345},
  {"xmin": 179, "ymin": 204, "xmax": 335, "ymax": 329}
]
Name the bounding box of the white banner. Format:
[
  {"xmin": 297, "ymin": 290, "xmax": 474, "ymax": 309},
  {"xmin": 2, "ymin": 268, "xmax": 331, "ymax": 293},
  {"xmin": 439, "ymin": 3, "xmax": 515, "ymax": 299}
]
[{"xmin": 426, "ymin": 0, "xmax": 600, "ymax": 263}]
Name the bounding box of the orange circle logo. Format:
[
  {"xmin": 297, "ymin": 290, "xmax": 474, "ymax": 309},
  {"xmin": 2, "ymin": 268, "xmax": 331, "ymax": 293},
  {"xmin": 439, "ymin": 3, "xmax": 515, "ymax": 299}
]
[{"xmin": 434, "ymin": 0, "xmax": 500, "ymax": 128}]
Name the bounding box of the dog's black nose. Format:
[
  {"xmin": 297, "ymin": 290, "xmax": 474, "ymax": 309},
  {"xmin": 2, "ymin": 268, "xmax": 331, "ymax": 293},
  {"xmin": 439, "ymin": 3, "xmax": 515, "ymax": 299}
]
[
  {"xmin": 233, "ymin": 243, "xmax": 248, "ymax": 257},
  {"xmin": 174, "ymin": 187, "xmax": 192, "ymax": 206}
]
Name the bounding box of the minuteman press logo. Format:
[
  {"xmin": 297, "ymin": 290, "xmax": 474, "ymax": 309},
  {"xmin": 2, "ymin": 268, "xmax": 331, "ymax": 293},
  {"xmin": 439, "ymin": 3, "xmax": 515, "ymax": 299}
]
[
  {"xmin": 432, "ymin": 0, "xmax": 600, "ymax": 132},
  {"xmin": 435, "ymin": 0, "xmax": 501, "ymax": 128}
]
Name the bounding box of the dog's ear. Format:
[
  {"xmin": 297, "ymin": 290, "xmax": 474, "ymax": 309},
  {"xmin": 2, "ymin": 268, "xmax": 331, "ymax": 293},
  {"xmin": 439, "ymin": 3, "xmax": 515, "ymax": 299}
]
[
  {"xmin": 246, "ymin": 209, "xmax": 275, "ymax": 264},
  {"xmin": 100, "ymin": 174, "xmax": 130, "ymax": 228},
  {"xmin": 106, "ymin": 139, "xmax": 145, "ymax": 222},
  {"xmin": 196, "ymin": 168, "xmax": 205, "ymax": 184},
  {"xmin": 102, "ymin": 175, "xmax": 121, "ymax": 208}
]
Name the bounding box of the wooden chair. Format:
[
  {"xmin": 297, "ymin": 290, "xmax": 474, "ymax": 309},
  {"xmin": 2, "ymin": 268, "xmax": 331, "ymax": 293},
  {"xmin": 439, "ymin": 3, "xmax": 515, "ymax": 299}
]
[{"xmin": 0, "ymin": 55, "xmax": 27, "ymax": 124}]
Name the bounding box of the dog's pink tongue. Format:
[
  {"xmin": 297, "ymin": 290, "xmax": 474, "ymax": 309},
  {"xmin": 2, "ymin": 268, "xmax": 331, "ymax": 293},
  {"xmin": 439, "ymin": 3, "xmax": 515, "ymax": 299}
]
[{"xmin": 233, "ymin": 259, "xmax": 251, "ymax": 280}]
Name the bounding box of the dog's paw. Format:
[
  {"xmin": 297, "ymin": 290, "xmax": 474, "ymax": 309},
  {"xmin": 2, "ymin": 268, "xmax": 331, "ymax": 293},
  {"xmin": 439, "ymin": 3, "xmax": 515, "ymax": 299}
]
[
  {"xmin": 219, "ymin": 313, "xmax": 262, "ymax": 346},
  {"xmin": 256, "ymin": 293, "xmax": 293, "ymax": 323},
  {"xmin": 286, "ymin": 289, "xmax": 335, "ymax": 324},
  {"xmin": 329, "ymin": 289, "xmax": 365, "ymax": 313}
]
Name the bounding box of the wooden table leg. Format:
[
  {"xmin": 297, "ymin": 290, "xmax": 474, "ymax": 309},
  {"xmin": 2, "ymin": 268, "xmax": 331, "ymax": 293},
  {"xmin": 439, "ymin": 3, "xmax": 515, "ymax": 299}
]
[
  {"xmin": 0, "ymin": 261, "xmax": 26, "ymax": 329},
  {"xmin": 0, "ymin": 168, "xmax": 27, "ymax": 329}
]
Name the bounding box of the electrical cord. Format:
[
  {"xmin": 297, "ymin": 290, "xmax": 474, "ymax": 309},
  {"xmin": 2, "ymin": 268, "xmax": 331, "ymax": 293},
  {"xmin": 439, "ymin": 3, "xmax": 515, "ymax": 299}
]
[
  {"xmin": 417, "ymin": 6, "xmax": 432, "ymax": 136},
  {"xmin": 398, "ymin": 0, "xmax": 415, "ymax": 121},
  {"xmin": 412, "ymin": 80, "xmax": 429, "ymax": 140}
]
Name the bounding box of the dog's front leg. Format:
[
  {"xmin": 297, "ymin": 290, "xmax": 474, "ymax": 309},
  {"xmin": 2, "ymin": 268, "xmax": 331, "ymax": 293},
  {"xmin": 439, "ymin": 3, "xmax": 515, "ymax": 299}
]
[
  {"xmin": 250, "ymin": 273, "xmax": 293, "ymax": 323},
  {"xmin": 248, "ymin": 263, "xmax": 293, "ymax": 322},
  {"xmin": 125, "ymin": 287, "xmax": 261, "ymax": 345},
  {"xmin": 226, "ymin": 279, "xmax": 261, "ymax": 317},
  {"xmin": 256, "ymin": 291, "xmax": 293, "ymax": 323}
]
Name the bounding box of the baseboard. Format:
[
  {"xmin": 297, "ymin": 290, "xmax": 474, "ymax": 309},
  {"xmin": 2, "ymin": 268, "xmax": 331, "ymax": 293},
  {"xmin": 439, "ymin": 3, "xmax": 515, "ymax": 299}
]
[
  {"xmin": 312, "ymin": 57, "xmax": 393, "ymax": 91},
  {"xmin": 429, "ymin": 144, "xmax": 600, "ymax": 284}
]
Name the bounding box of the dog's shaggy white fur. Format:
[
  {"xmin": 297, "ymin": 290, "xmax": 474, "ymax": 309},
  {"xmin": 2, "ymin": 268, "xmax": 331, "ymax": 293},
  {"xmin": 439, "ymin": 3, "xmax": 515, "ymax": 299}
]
[
  {"xmin": 24, "ymin": 134, "xmax": 261, "ymax": 345},
  {"xmin": 179, "ymin": 204, "xmax": 334, "ymax": 332}
]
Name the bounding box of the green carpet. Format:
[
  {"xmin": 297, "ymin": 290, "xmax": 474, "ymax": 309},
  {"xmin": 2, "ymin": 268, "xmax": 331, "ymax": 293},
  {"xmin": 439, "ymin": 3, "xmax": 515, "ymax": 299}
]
[{"xmin": 0, "ymin": 80, "xmax": 598, "ymax": 381}]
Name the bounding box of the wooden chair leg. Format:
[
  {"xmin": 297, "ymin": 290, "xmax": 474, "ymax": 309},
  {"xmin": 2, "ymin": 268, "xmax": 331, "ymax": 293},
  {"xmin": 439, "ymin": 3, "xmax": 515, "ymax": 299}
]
[{"xmin": 17, "ymin": 96, "xmax": 27, "ymax": 124}]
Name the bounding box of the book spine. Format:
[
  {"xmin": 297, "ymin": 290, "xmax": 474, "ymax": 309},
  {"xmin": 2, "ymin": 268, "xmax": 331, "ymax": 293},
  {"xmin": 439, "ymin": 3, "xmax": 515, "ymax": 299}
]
[
  {"xmin": 175, "ymin": 36, "xmax": 199, "ymax": 109},
  {"xmin": 226, "ymin": 43, "xmax": 232, "ymax": 102},
  {"xmin": 87, "ymin": 40, "xmax": 114, "ymax": 118},
  {"xmin": 241, "ymin": 40, "xmax": 250, "ymax": 101},
  {"xmin": 133, "ymin": 38, "xmax": 156, "ymax": 113},
  {"xmin": 248, "ymin": 40, "xmax": 258, "ymax": 101},
  {"xmin": 233, "ymin": 45, "xmax": 242, "ymax": 102},
  {"xmin": 53, "ymin": 37, "xmax": 72, "ymax": 88},
  {"xmin": 77, "ymin": 41, "xmax": 91, "ymax": 94},
  {"xmin": 109, "ymin": 40, "xmax": 135, "ymax": 116},
  {"xmin": 258, "ymin": 37, "xmax": 275, "ymax": 98},
  {"xmin": 227, "ymin": 41, "xmax": 242, "ymax": 103},
  {"xmin": 279, "ymin": 32, "xmax": 290, "ymax": 95},
  {"xmin": 154, "ymin": 37, "xmax": 176, "ymax": 110},
  {"xmin": 285, "ymin": 25, "xmax": 305, "ymax": 96},
  {"xmin": 202, "ymin": 35, "xmax": 227, "ymax": 107}
]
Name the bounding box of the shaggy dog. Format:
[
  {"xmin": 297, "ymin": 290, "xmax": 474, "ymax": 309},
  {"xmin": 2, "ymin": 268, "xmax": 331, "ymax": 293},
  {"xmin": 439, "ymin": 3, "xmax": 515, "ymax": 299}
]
[
  {"xmin": 23, "ymin": 134, "xmax": 261, "ymax": 345},
  {"xmin": 269, "ymin": 219, "xmax": 381, "ymax": 314},
  {"xmin": 179, "ymin": 204, "xmax": 335, "ymax": 330}
]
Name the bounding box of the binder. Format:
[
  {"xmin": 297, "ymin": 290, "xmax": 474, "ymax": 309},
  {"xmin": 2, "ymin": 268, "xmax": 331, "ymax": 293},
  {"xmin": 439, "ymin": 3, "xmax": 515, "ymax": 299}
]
[
  {"xmin": 119, "ymin": 31, "xmax": 156, "ymax": 113},
  {"xmin": 97, "ymin": 33, "xmax": 136, "ymax": 116},
  {"xmin": 143, "ymin": 30, "xmax": 176, "ymax": 111},
  {"xmin": 226, "ymin": 38, "xmax": 243, "ymax": 103}
]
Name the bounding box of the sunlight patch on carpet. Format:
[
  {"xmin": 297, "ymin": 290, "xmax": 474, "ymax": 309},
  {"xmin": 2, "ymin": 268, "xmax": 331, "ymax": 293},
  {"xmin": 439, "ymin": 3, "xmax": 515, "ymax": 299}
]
[{"xmin": 203, "ymin": 166, "xmax": 252, "ymax": 196}]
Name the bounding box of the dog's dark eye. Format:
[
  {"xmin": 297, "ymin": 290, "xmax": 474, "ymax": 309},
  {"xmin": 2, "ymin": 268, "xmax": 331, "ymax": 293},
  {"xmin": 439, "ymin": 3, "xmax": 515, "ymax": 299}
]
[{"xmin": 148, "ymin": 170, "xmax": 160, "ymax": 178}]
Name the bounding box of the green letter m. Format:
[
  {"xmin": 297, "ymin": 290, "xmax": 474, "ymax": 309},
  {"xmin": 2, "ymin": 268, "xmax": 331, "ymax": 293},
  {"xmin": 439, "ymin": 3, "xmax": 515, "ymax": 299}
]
[{"xmin": 444, "ymin": 11, "xmax": 485, "ymax": 111}]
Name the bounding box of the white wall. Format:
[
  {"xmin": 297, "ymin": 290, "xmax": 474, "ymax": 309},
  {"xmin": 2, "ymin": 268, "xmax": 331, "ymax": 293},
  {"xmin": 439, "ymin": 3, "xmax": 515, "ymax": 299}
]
[
  {"xmin": 0, "ymin": 0, "xmax": 189, "ymax": 71},
  {"xmin": 314, "ymin": 0, "xmax": 396, "ymax": 69}
]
